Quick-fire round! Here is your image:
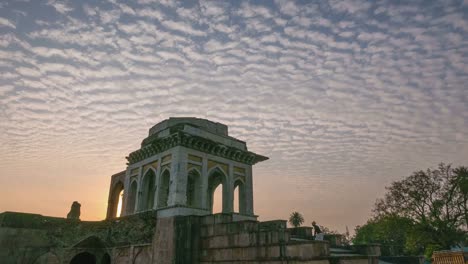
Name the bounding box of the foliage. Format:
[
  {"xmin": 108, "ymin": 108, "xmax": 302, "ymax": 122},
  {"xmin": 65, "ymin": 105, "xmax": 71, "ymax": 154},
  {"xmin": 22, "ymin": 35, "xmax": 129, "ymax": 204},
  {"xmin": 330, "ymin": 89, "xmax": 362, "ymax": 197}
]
[
  {"xmin": 288, "ymin": 211, "xmax": 304, "ymax": 228},
  {"xmin": 356, "ymin": 163, "xmax": 468, "ymax": 257},
  {"xmin": 353, "ymin": 214, "xmax": 417, "ymax": 255}
]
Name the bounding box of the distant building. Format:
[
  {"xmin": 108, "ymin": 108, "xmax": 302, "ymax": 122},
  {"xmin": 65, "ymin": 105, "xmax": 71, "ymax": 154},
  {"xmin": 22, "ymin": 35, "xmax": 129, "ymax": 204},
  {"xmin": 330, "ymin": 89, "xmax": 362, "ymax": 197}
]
[
  {"xmin": 432, "ymin": 250, "xmax": 468, "ymax": 264},
  {"xmin": 0, "ymin": 117, "xmax": 381, "ymax": 264}
]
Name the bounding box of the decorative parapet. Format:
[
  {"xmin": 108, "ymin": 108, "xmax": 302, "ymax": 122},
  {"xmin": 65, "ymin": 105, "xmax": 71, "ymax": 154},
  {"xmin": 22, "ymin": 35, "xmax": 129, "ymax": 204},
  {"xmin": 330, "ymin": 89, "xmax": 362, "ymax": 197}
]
[{"xmin": 126, "ymin": 131, "xmax": 268, "ymax": 165}]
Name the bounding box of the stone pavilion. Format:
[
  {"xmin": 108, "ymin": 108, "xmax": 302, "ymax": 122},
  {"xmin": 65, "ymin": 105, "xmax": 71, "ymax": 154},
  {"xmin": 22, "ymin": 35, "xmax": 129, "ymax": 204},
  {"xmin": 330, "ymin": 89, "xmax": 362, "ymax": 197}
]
[{"xmin": 0, "ymin": 117, "xmax": 380, "ymax": 264}]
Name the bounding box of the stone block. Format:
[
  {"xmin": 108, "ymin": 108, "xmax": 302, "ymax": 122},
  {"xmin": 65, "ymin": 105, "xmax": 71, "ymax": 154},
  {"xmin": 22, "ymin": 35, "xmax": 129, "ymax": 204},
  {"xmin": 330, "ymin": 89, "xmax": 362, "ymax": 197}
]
[{"xmin": 286, "ymin": 241, "xmax": 329, "ymax": 259}]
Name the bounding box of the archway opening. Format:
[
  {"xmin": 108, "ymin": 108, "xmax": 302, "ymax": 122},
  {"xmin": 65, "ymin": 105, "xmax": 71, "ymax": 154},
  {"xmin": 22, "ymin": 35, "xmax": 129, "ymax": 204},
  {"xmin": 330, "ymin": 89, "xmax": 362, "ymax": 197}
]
[
  {"xmin": 208, "ymin": 168, "xmax": 226, "ymax": 214},
  {"xmin": 101, "ymin": 253, "xmax": 111, "ymax": 264},
  {"xmin": 158, "ymin": 170, "xmax": 170, "ymax": 208},
  {"xmin": 116, "ymin": 189, "xmax": 124, "ymax": 217},
  {"xmin": 127, "ymin": 180, "xmax": 137, "ymax": 214},
  {"xmin": 70, "ymin": 252, "xmax": 96, "ymax": 264},
  {"xmin": 109, "ymin": 182, "xmax": 124, "ymax": 218},
  {"xmin": 234, "ymin": 179, "xmax": 245, "ymax": 214},
  {"xmin": 186, "ymin": 170, "xmax": 201, "ymax": 208},
  {"xmin": 234, "ymin": 185, "xmax": 239, "ymax": 213},
  {"xmin": 141, "ymin": 170, "xmax": 156, "ymax": 211},
  {"xmin": 212, "ymin": 185, "xmax": 223, "ymax": 213}
]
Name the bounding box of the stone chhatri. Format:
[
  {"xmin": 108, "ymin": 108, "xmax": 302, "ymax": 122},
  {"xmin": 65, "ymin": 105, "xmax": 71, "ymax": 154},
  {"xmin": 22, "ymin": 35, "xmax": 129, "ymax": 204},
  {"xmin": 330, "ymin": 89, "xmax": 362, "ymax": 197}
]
[{"xmin": 0, "ymin": 117, "xmax": 381, "ymax": 264}]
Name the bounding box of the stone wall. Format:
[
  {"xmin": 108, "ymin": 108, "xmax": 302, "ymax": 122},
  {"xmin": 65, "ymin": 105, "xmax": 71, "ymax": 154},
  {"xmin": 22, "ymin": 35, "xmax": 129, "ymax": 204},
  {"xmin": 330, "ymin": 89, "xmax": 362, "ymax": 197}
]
[
  {"xmin": 0, "ymin": 211, "xmax": 156, "ymax": 264},
  {"xmin": 1, "ymin": 211, "xmax": 380, "ymax": 264},
  {"xmin": 197, "ymin": 214, "xmax": 330, "ymax": 263}
]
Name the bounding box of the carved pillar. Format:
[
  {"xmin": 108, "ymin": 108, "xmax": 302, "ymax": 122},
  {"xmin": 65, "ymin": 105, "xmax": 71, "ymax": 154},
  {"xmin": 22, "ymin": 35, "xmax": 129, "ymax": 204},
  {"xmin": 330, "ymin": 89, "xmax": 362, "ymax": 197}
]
[
  {"xmin": 201, "ymin": 155, "xmax": 209, "ymax": 210},
  {"xmin": 136, "ymin": 166, "xmax": 144, "ymax": 212},
  {"xmin": 153, "ymin": 157, "xmax": 162, "ymax": 209},
  {"xmin": 245, "ymin": 165, "xmax": 254, "ymax": 215},
  {"xmin": 168, "ymin": 147, "xmax": 186, "ymax": 206},
  {"xmin": 172, "ymin": 146, "xmax": 188, "ymax": 206},
  {"xmin": 223, "ymin": 163, "xmax": 234, "ymax": 213},
  {"xmin": 122, "ymin": 170, "xmax": 130, "ymax": 216}
]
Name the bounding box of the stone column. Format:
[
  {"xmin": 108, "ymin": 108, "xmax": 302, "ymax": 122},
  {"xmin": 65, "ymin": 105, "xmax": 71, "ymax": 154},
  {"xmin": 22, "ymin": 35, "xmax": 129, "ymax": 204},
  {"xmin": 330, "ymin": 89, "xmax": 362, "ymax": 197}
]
[
  {"xmin": 201, "ymin": 156, "xmax": 209, "ymax": 210},
  {"xmin": 245, "ymin": 165, "xmax": 254, "ymax": 215},
  {"xmin": 122, "ymin": 169, "xmax": 130, "ymax": 216},
  {"xmin": 153, "ymin": 158, "xmax": 162, "ymax": 209},
  {"xmin": 136, "ymin": 166, "xmax": 143, "ymax": 212},
  {"xmin": 223, "ymin": 163, "xmax": 234, "ymax": 213},
  {"xmin": 168, "ymin": 147, "xmax": 187, "ymax": 206}
]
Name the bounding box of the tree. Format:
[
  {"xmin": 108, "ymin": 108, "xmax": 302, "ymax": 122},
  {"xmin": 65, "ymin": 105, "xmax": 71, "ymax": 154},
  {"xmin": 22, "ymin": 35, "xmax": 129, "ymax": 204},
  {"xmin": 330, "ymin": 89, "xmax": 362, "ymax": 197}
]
[
  {"xmin": 288, "ymin": 211, "xmax": 304, "ymax": 228},
  {"xmin": 353, "ymin": 214, "xmax": 417, "ymax": 256},
  {"xmin": 373, "ymin": 163, "xmax": 467, "ymax": 256}
]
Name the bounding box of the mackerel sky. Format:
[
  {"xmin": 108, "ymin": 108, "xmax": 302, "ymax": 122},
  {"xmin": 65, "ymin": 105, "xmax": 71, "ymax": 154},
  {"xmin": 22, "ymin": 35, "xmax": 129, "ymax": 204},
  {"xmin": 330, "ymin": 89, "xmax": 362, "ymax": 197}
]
[{"xmin": 0, "ymin": 0, "xmax": 467, "ymax": 232}]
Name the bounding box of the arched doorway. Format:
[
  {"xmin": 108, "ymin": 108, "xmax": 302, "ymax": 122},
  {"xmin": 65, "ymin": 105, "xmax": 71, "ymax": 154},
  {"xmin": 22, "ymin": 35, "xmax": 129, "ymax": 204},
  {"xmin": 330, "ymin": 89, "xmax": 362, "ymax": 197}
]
[
  {"xmin": 126, "ymin": 180, "xmax": 138, "ymax": 214},
  {"xmin": 234, "ymin": 179, "xmax": 246, "ymax": 214},
  {"xmin": 109, "ymin": 182, "xmax": 124, "ymax": 218},
  {"xmin": 186, "ymin": 169, "xmax": 201, "ymax": 208},
  {"xmin": 140, "ymin": 169, "xmax": 156, "ymax": 211},
  {"xmin": 70, "ymin": 252, "xmax": 96, "ymax": 264},
  {"xmin": 207, "ymin": 168, "xmax": 227, "ymax": 213},
  {"xmin": 158, "ymin": 170, "xmax": 170, "ymax": 208},
  {"xmin": 101, "ymin": 253, "xmax": 111, "ymax": 264}
]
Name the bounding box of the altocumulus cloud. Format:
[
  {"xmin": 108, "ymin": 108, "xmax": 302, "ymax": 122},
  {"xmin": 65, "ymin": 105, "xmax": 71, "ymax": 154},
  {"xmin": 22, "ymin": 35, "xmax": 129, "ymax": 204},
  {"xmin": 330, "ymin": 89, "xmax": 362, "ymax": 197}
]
[{"xmin": 0, "ymin": 0, "xmax": 467, "ymax": 231}]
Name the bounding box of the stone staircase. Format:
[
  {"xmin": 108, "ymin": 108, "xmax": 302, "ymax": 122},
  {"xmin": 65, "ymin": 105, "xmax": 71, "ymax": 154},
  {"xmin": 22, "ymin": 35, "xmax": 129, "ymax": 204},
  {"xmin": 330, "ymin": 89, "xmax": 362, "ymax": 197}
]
[{"xmin": 198, "ymin": 214, "xmax": 331, "ymax": 263}]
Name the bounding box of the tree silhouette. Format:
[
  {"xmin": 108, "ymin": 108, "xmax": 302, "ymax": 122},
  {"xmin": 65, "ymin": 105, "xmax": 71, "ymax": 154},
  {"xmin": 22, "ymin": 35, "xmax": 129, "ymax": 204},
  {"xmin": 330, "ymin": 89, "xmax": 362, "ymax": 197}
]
[
  {"xmin": 289, "ymin": 211, "xmax": 304, "ymax": 228},
  {"xmin": 371, "ymin": 163, "xmax": 467, "ymax": 258}
]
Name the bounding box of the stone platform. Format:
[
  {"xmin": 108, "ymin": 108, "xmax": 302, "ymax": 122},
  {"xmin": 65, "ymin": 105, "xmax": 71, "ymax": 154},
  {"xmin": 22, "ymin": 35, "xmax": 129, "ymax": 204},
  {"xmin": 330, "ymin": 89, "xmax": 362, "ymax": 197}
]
[{"xmin": 0, "ymin": 211, "xmax": 379, "ymax": 264}]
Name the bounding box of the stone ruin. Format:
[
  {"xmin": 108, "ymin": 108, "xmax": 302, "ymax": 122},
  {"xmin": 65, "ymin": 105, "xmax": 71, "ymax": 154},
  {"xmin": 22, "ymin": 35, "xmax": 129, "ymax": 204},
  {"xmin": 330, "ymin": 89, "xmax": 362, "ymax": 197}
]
[
  {"xmin": 0, "ymin": 117, "xmax": 381, "ymax": 263},
  {"xmin": 66, "ymin": 202, "xmax": 81, "ymax": 220}
]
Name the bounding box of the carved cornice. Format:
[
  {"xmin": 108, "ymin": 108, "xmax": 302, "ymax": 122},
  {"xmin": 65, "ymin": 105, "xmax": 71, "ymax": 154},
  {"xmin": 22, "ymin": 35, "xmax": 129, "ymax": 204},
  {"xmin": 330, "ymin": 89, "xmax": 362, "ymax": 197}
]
[{"xmin": 126, "ymin": 131, "xmax": 268, "ymax": 165}]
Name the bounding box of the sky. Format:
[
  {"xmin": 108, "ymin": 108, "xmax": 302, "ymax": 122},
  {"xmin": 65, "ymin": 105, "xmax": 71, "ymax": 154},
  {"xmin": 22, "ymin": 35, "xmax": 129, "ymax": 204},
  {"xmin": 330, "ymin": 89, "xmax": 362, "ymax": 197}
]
[{"xmin": 0, "ymin": 0, "xmax": 467, "ymax": 233}]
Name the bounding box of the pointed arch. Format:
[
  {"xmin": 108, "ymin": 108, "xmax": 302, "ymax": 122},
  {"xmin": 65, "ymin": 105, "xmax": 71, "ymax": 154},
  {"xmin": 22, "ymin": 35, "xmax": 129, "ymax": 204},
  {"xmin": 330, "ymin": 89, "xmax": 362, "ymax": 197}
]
[
  {"xmin": 157, "ymin": 169, "xmax": 171, "ymax": 208},
  {"xmin": 126, "ymin": 180, "xmax": 138, "ymax": 214},
  {"xmin": 70, "ymin": 252, "xmax": 96, "ymax": 264},
  {"xmin": 186, "ymin": 168, "xmax": 202, "ymax": 208},
  {"xmin": 207, "ymin": 167, "xmax": 228, "ymax": 213},
  {"xmin": 109, "ymin": 181, "xmax": 124, "ymax": 218},
  {"xmin": 140, "ymin": 169, "xmax": 156, "ymax": 211},
  {"xmin": 234, "ymin": 178, "xmax": 246, "ymax": 214},
  {"xmin": 101, "ymin": 253, "xmax": 111, "ymax": 264}
]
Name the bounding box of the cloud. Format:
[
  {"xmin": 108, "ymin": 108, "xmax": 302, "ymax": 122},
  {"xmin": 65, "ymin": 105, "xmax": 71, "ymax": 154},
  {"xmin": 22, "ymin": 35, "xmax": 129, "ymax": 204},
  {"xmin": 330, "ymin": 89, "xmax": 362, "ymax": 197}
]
[
  {"xmin": 47, "ymin": 0, "xmax": 73, "ymax": 14},
  {"xmin": 0, "ymin": 0, "xmax": 467, "ymax": 232},
  {"xmin": 0, "ymin": 17, "xmax": 16, "ymax": 28},
  {"xmin": 160, "ymin": 19, "xmax": 206, "ymax": 36},
  {"xmin": 275, "ymin": 0, "xmax": 299, "ymax": 16}
]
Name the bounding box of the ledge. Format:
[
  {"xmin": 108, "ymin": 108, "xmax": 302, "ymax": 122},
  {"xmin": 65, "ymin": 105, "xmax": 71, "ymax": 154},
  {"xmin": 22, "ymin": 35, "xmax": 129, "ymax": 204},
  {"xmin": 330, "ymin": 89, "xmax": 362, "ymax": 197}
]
[{"xmin": 127, "ymin": 131, "xmax": 268, "ymax": 165}]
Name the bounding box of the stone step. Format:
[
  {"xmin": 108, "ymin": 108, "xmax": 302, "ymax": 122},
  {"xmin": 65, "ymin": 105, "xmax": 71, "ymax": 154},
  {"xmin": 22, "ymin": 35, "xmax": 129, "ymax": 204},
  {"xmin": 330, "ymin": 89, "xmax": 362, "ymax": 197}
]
[
  {"xmin": 201, "ymin": 220, "xmax": 260, "ymax": 237},
  {"xmin": 202, "ymin": 230, "xmax": 288, "ymax": 248},
  {"xmin": 199, "ymin": 241, "xmax": 330, "ymax": 262},
  {"xmin": 201, "ymin": 219, "xmax": 289, "ymax": 238},
  {"xmin": 200, "ymin": 244, "xmax": 283, "ymax": 262}
]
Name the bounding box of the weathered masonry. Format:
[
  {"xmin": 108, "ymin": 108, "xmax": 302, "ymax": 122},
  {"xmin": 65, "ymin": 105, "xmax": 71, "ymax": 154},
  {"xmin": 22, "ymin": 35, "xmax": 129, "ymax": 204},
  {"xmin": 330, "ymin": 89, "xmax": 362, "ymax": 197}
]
[
  {"xmin": 0, "ymin": 117, "xmax": 381, "ymax": 264},
  {"xmin": 106, "ymin": 117, "xmax": 268, "ymax": 220}
]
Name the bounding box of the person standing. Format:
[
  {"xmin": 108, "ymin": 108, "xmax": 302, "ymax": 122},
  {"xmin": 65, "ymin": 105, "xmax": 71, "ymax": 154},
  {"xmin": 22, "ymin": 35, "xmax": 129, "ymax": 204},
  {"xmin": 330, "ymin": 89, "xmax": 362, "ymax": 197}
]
[{"xmin": 312, "ymin": 221, "xmax": 324, "ymax": 240}]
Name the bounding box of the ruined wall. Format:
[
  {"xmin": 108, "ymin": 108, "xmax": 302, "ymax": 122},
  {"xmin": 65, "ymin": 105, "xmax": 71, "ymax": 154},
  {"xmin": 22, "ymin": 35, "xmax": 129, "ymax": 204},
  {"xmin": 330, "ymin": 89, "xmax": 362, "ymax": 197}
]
[
  {"xmin": 1, "ymin": 211, "xmax": 380, "ymax": 264},
  {"xmin": 0, "ymin": 211, "xmax": 156, "ymax": 264}
]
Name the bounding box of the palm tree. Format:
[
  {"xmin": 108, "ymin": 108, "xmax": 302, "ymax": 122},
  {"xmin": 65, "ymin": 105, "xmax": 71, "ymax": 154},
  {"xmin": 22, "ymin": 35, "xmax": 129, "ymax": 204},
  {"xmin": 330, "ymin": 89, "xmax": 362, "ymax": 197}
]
[{"xmin": 289, "ymin": 211, "xmax": 304, "ymax": 228}]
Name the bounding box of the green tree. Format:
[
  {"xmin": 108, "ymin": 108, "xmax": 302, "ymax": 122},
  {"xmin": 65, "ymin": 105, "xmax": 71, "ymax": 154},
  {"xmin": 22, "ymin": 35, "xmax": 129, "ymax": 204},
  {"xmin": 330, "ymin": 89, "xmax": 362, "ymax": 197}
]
[
  {"xmin": 288, "ymin": 211, "xmax": 304, "ymax": 228},
  {"xmin": 372, "ymin": 163, "xmax": 468, "ymax": 257},
  {"xmin": 353, "ymin": 214, "xmax": 417, "ymax": 255}
]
